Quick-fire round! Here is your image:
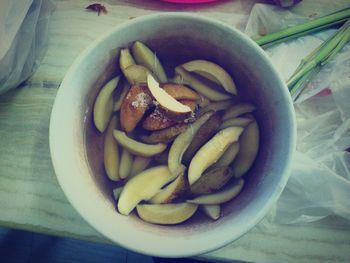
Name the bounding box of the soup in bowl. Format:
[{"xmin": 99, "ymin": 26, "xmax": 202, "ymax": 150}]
[{"xmin": 50, "ymin": 13, "xmax": 295, "ymax": 257}]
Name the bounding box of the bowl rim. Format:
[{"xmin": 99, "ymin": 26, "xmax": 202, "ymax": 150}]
[{"xmin": 50, "ymin": 12, "xmax": 296, "ymax": 257}]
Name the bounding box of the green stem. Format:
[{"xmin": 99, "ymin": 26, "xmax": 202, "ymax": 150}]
[
  {"xmin": 259, "ymin": 18, "xmax": 348, "ymax": 48},
  {"xmin": 322, "ymin": 20, "xmax": 350, "ymax": 65},
  {"xmin": 287, "ymin": 60, "xmax": 316, "ymax": 88},
  {"xmin": 295, "ymin": 22, "xmax": 348, "ymax": 70},
  {"xmin": 255, "ymin": 7, "xmax": 350, "ymax": 46},
  {"xmin": 289, "ymin": 66, "xmax": 320, "ymax": 101},
  {"xmin": 287, "ymin": 20, "xmax": 350, "ymax": 88}
]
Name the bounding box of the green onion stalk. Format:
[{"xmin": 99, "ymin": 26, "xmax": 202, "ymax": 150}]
[{"xmin": 254, "ymin": 7, "xmax": 350, "ymax": 101}]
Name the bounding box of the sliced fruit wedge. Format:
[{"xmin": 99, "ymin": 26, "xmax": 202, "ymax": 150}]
[
  {"xmin": 232, "ymin": 120, "xmax": 260, "ymax": 178},
  {"xmin": 149, "ymin": 171, "xmax": 187, "ymax": 204},
  {"xmin": 182, "ymin": 112, "xmax": 222, "ymax": 164},
  {"xmin": 120, "ymin": 84, "xmax": 152, "ymax": 132},
  {"xmin": 129, "ymin": 156, "xmax": 152, "ymax": 177},
  {"xmin": 190, "ymin": 166, "xmax": 233, "ymax": 195},
  {"xmin": 113, "ymin": 130, "xmax": 167, "ymax": 157},
  {"xmin": 142, "ymin": 107, "xmax": 175, "ymax": 131},
  {"xmin": 181, "ymin": 60, "xmax": 237, "ymax": 95},
  {"xmin": 119, "ymin": 148, "xmax": 133, "ymax": 179},
  {"xmin": 147, "ymin": 74, "xmax": 191, "ymax": 114},
  {"xmin": 222, "ymin": 103, "xmax": 256, "ymax": 121},
  {"xmin": 192, "ymin": 70, "xmax": 220, "ymax": 85},
  {"xmin": 93, "ymin": 75, "xmax": 120, "ymax": 132},
  {"xmin": 188, "ymin": 179, "xmax": 244, "ymax": 205},
  {"xmin": 118, "ymin": 166, "xmax": 179, "ymax": 215},
  {"xmin": 136, "ymin": 203, "xmax": 198, "ymax": 225},
  {"xmin": 159, "ymin": 99, "xmax": 197, "ymax": 122},
  {"xmin": 123, "ymin": 64, "xmax": 154, "ymax": 85},
  {"xmin": 168, "ymin": 111, "xmax": 214, "ymax": 177},
  {"xmin": 175, "ymin": 66, "xmax": 231, "ymax": 101},
  {"xmin": 201, "ymin": 205, "xmax": 221, "ymax": 220},
  {"xmin": 132, "ymin": 41, "xmax": 167, "ymax": 83},
  {"xmin": 178, "ymin": 99, "xmax": 197, "ymax": 112},
  {"xmin": 188, "ymin": 126, "xmax": 244, "ymax": 185},
  {"xmin": 196, "ymin": 100, "xmax": 234, "ymax": 117},
  {"xmin": 213, "ymin": 142, "xmax": 240, "ymax": 168},
  {"xmin": 119, "ymin": 48, "xmax": 136, "ymax": 74},
  {"xmin": 114, "ymin": 81, "xmax": 130, "ymax": 111},
  {"xmin": 104, "ymin": 115, "xmax": 120, "ymax": 181},
  {"xmin": 219, "ymin": 117, "xmax": 252, "ymax": 130},
  {"xmin": 162, "ymin": 83, "xmax": 199, "ymax": 101}
]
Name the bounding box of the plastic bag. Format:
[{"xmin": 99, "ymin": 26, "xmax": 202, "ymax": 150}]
[
  {"xmin": 246, "ymin": 1, "xmax": 350, "ymax": 39},
  {"xmin": 245, "ymin": 0, "xmax": 350, "ymax": 224},
  {"xmin": 0, "ymin": 0, "xmax": 55, "ymax": 95}
]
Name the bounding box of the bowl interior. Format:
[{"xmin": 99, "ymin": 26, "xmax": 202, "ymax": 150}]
[{"xmin": 51, "ymin": 13, "xmax": 294, "ymax": 257}]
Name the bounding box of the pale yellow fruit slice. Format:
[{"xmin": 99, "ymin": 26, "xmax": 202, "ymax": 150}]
[
  {"xmin": 147, "ymin": 74, "xmax": 191, "ymax": 114},
  {"xmin": 193, "ymin": 70, "xmax": 220, "ymax": 85},
  {"xmin": 190, "ymin": 166, "xmax": 233, "ymax": 195},
  {"xmin": 222, "ymin": 103, "xmax": 256, "ymax": 121},
  {"xmin": 196, "ymin": 100, "xmax": 234, "ymax": 117},
  {"xmin": 162, "ymin": 83, "xmax": 200, "ymax": 101},
  {"xmin": 149, "ymin": 172, "xmax": 187, "ymax": 204},
  {"xmin": 93, "ymin": 76, "xmax": 120, "ymax": 132},
  {"xmin": 114, "ymin": 81, "xmax": 130, "ymax": 111},
  {"xmin": 119, "ymin": 48, "xmax": 136, "ymax": 74},
  {"xmin": 181, "ymin": 60, "xmax": 237, "ymax": 95},
  {"xmin": 129, "ymin": 156, "xmax": 152, "ymax": 177},
  {"xmin": 118, "ymin": 166, "xmax": 178, "ymax": 215},
  {"xmin": 232, "ymin": 120, "xmax": 260, "ymax": 178},
  {"xmin": 219, "ymin": 117, "xmax": 252, "ymax": 130},
  {"xmin": 175, "ymin": 67, "xmax": 231, "ymax": 101},
  {"xmin": 188, "ymin": 179, "xmax": 244, "ymax": 205},
  {"xmin": 168, "ymin": 111, "xmax": 214, "ymax": 176},
  {"xmin": 119, "ymin": 148, "xmax": 133, "ymax": 179},
  {"xmin": 113, "ymin": 186, "xmax": 123, "ymax": 201},
  {"xmin": 136, "ymin": 203, "xmax": 198, "ymax": 225},
  {"xmin": 201, "ymin": 205, "xmax": 221, "ymax": 220},
  {"xmin": 104, "ymin": 115, "xmax": 120, "ymax": 181},
  {"xmin": 188, "ymin": 126, "xmax": 244, "ymax": 185},
  {"xmin": 132, "ymin": 41, "xmax": 167, "ymax": 83},
  {"xmin": 123, "ymin": 64, "xmax": 153, "ymax": 85},
  {"xmin": 113, "ymin": 130, "xmax": 166, "ymax": 157},
  {"xmin": 182, "ymin": 112, "xmax": 222, "ymax": 165},
  {"xmin": 213, "ymin": 142, "xmax": 240, "ymax": 169}
]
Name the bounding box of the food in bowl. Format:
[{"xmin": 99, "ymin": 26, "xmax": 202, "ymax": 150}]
[
  {"xmin": 50, "ymin": 14, "xmax": 295, "ymax": 257},
  {"xmin": 92, "ymin": 40, "xmax": 259, "ymax": 225}
]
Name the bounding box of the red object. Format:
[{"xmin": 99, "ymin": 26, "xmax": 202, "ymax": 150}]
[
  {"xmin": 160, "ymin": 0, "xmax": 218, "ymax": 3},
  {"xmin": 315, "ymin": 88, "xmax": 332, "ymax": 97}
]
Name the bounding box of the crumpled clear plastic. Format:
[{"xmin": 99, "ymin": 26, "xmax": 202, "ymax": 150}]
[
  {"xmin": 0, "ymin": 0, "xmax": 55, "ymax": 95},
  {"xmin": 245, "ymin": 0, "xmax": 350, "ymax": 224}
]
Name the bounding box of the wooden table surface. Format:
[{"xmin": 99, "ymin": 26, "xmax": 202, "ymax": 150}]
[{"xmin": 1, "ymin": 0, "xmax": 350, "ymax": 262}]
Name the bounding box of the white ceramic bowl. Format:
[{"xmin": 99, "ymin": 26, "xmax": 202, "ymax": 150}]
[{"xmin": 50, "ymin": 13, "xmax": 296, "ymax": 257}]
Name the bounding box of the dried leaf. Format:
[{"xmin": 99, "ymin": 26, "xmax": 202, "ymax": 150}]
[{"xmin": 86, "ymin": 3, "xmax": 107, "ymax": 16}]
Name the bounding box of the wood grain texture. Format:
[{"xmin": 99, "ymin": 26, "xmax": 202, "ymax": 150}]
[
  {"xmin": 199, "ymin": 217, "xmax": 350, "ymax": 263},
  {"xmin": 0, "ymin": 0, "xmax": 349, "ymax": 262},
  {"xmin": 0, "ymin": 86, "xmax": 102, "ymax": 242}
]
